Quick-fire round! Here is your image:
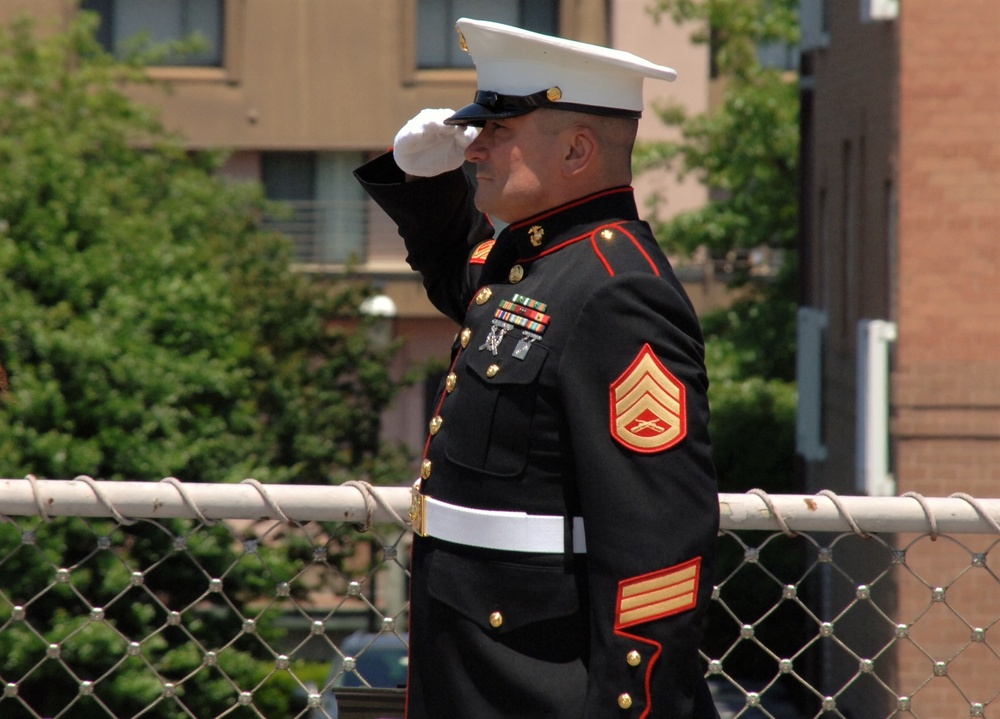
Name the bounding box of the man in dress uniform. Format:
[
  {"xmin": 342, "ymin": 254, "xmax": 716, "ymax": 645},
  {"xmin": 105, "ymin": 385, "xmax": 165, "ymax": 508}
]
[{"xmin": 355, "ymin": 18, "xmax": 720, "ymax": 719}]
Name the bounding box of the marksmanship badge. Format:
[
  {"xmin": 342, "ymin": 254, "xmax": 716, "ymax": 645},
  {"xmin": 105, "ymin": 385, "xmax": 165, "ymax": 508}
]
[{"xmin": 609, "ymin": 344, "xmax": 686, "ymax": 453}]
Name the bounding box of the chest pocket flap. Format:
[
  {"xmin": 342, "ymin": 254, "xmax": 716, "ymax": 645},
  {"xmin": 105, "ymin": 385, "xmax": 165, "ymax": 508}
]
[{"xmin": 445, "ymin": 343, "xmax": 548, "ymax": 476}]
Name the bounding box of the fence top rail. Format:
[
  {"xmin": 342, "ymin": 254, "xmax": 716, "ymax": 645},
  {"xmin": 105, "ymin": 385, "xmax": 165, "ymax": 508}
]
[{"xmin": 2, "ymin": 477, "xmax": 999, "ymax": 536}]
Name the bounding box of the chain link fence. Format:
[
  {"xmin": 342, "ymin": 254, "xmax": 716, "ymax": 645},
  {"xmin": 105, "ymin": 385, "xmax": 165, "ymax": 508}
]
[{"xmin": 2, "ymin": 479, "xmax": 999, "ymax": 719}]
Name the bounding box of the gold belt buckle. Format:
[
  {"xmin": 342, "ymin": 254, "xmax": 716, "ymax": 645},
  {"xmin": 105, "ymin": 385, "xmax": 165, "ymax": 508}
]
[{"xmin": 409, "ymin": 479, "xmax": 427, "ymax": 537}]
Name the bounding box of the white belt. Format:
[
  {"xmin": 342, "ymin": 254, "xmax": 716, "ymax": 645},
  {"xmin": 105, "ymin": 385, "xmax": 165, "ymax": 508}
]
[{"xmin": 410, "ymin": 485, "xmax": 586, "ymax": 554}]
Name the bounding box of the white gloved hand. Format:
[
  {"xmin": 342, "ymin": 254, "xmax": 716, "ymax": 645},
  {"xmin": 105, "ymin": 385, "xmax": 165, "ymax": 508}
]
[{"xmin": 393, "ymin": 108, "xmax": 479, "ymax": 177}]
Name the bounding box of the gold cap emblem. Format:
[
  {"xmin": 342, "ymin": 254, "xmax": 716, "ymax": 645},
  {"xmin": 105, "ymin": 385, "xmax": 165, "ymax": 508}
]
[
  {"xmin": 489, "ymin": 611, "xmax": 503, "ymax": 628},
  {"xmin": 528, "ymin": 225, "xmax": 544, "ymax": 247},
  {"xmin": 445, "ymin": 372, "xmax": 457, "ymax": 393},
  {"xmin": 508, "ymin": 265, "xmax": 524, "ymax": 283},
  {"xmin": 457, "ymin": 28, "xmax": 469, "ymax": 53},
  {"xmin": 460, "ymin": 328, "xmax": 472, "ymax": 348},
  {"xmin": 617, "ymin": 693, "xmax": 633, "ymax": 710},
  {"xmin": 546, "ymin": 86, "xmax": 562, "ymax": 102},
  {"xmin": 475, "ymin": 287, "xmax": 493, "ymax": 305}
]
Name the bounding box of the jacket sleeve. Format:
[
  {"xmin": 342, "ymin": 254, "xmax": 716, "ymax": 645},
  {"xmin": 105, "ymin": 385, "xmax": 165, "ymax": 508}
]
[
  {"xmin": 354, "ymin": 152, "xmax": 494, "ymax": 324},
  {"xmin": 557, "ymin": 273, "xmax": 719, "ymax": 718}
]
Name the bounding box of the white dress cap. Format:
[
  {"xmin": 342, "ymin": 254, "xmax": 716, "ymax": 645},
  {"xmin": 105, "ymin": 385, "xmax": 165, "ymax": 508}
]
[{"xmin": 446, "ymin": 18, "xmax": 677, "ymax": 126}]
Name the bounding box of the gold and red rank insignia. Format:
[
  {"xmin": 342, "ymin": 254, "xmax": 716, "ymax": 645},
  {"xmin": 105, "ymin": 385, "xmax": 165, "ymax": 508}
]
[
  {"xmin": 469, "ymin": 239, "xmax": 495, "ymax": 265},
  {"xmin": 609, "ymin": 343, "xmax": 686, "ymax": 453},
  {"xmin": 615, "ymin": 557, "xmax": 701, "ymax": 630}
]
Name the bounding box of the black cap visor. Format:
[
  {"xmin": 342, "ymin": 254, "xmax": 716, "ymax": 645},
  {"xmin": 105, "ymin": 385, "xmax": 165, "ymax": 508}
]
[{"xmin": 444, "ymin": 89, "xmax": 640, "ymax": 127}]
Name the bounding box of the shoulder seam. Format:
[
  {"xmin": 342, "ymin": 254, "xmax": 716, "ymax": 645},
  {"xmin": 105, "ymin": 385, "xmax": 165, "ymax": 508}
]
[{"xmin": 587, "ymin": 222, "xmax": 661, "ymax": 278}]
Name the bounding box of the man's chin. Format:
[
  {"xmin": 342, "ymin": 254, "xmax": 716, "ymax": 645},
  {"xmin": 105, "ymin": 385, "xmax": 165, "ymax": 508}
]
[{"xmin": 473, "ymin": 192, "xmax": 498, "ymax": 218}]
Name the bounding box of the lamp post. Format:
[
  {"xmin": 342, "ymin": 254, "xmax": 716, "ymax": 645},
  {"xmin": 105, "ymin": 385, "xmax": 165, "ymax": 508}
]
[{"xmin": 359, "ymin": 291, "xmax": 397, "ymax": 350}]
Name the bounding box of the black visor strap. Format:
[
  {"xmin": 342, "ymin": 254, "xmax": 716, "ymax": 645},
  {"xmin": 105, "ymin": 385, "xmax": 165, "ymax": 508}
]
[{"xmin": 472, "ymin": 89, "xmax": 641, "ymax": 120}]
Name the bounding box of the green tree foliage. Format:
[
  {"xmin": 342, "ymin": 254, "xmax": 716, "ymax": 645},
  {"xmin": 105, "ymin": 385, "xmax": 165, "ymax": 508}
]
[
  {"xmin": 641, "ymin": 0, "xmax": 799, "ymax": 260},
  {"xmin": 642, "ymin": 2, "xmax": 805, "ymax": 690},
  {"xmin": 0, "ymin": 14, "xmax": 407, "ymax": 486},
  {"xmin": 0, "ymin": 14, "xmax": 409, "ymax": 718},
  {"xmin": 642, "ymin": 0, "xmax": 800, "ymax": 494}
]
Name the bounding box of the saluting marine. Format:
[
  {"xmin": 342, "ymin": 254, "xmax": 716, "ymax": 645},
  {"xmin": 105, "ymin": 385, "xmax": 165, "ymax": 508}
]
[{"xmin": 355, "ymin": 18, "xmax": 720, "ymax": 719}]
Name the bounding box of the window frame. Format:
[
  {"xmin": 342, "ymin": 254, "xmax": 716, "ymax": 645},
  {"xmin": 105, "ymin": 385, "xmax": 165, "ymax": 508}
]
[
  {"xmin": 400, "ymin": 0, "xmax": 562, "ymax": 85},
  {"xmin": 260, "ymin": 151, "xmax": 369, "ymax": 268},
  {"xmin": 81, "ymin": 0, "xmax": 244, "ymax": 84}
]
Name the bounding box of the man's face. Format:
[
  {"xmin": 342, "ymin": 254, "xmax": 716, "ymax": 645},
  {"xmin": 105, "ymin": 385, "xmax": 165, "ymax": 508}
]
[{"xmin": 463, "ymin": 112, "xmax": 564, "ymax": 223}]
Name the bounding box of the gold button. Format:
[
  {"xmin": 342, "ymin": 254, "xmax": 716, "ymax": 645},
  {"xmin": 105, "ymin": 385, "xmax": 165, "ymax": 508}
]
[
  {"xmin": 509, "ymin": 265, "xmax": 524, "ymax": 283},
  {"xmin": 429, "ymin": 416, "xmax": 443, "ymax": 435},
  {"xmin": 489, "ymin": 611, "xmax": 503, "ymax": 628},
  {"xmin": 457, "ymin": 28, "xmax": 469, "ymax": 53},
  {"xmin": 486, "ymin": 364, "xmax": 500, "ymax": 378},
  {"xmin": 445, "ymin": 372, "xmax": 457, "ymax": 392},
  {"xmin": 475, "ymin": 287, "xmax": 493, "ymax": 305},
  {"xmin": 601, "ymin": 229, "xmax": 614, "ymax": 240},
  {"xmin": 617, "ymin": 693, "xmax": 633, "ymax": 710},
  {"xmin": 420, "ymin": 459, "xmax": 432, "ymax": 480},
  {"xmin": 626, "ymin": 650, "xmax": 642, "ymax": 667},
  {"xmin": 460, "ymin": 328, "xmax": 472, "ymax": 347},
  {"xmin": 546, "ymin": 86, "xmax": 562, "ymax": 102}
]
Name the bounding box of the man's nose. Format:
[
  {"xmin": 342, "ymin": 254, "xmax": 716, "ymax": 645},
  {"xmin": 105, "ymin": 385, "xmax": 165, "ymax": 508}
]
[{"xmin": 464, "ymin": 130, "xmax": 487, "ymax": 163}]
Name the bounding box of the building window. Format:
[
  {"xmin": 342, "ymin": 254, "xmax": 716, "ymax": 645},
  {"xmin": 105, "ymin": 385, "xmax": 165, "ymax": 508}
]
[
  {"xmin": 417, "ymin": 0, "xmax": 558, "ymax": 68},
  {"xmin": 799, "ymin": 0, "xmax": 830, "ymax": 51},
  {"xmin": 795, "ymin": 306, "xmax": 828, "ymax": 463},
  {"xmin": 757, "ymin": 40, "xmax": 799, "ymax": 73},
  {"xmin": 261, "ymin": 152, "xmax": 367, "ymax": 266},
  {"xmin": 81, "ymin": 0, "xmax": 224, "ymax": 67}
]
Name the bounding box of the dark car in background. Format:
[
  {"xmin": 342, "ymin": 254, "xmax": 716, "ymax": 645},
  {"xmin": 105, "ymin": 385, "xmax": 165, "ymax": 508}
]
[{"xmin": 310, "ymin": 631, "xmax": 408, "ymax": 719}]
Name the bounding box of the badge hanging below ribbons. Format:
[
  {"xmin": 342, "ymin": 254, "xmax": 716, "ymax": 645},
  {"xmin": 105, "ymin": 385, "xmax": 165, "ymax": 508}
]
[
  {"xmin": 479, "ymin": 320, "xmax": 512, "ymax": 356},
  {"xmin": 512, "ymin": 330, "xmax": 542, "ymax": 360}
]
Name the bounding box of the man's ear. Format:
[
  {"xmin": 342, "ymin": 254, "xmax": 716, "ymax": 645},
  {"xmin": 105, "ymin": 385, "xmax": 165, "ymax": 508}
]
[{"xmin": 562, "ymin": 126, "xmax": 598, "ymax": 177}]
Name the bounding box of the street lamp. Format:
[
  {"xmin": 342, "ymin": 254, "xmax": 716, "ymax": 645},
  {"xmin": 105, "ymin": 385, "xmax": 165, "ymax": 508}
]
[{"xmin": 359, "ymin": 291, "xmax": 397, "ymax": 350}]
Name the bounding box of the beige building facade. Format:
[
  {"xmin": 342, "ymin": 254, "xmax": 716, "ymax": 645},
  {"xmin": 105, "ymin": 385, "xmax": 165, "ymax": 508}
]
[{"xmin": 6, "ymin": 0, "xmax": 711, "ymax": 458}]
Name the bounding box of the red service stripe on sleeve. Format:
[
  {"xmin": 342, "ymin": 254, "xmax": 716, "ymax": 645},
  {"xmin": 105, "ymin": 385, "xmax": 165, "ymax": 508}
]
[{"xmin": 615, "ymin": 557, "xmax": 701, "ymax": 630}]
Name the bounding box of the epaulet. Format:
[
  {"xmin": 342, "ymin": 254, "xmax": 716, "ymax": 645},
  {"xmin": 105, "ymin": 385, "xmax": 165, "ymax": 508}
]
[{"xmin": 470, "ymin": 239, "xmax": 495, "ymax": 265}]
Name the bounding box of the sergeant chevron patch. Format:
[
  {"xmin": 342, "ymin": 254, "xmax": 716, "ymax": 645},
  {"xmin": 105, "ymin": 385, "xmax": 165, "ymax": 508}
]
[
  {"xmin": 615, "ymin": 557, "xmax": 701, "ymax": 630},
  {"xmin": 470, "ymin": 239, "xmax": 495, "ymax": 264},
  {"xmin": 609, "ymin": 344, "xmax": 686, "ymax": 453}
]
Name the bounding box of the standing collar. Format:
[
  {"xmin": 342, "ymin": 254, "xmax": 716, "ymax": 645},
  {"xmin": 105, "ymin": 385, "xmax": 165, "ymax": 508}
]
[{"xmin": 499, "ymin": 187, "xmax": 639, "ymax": 258}]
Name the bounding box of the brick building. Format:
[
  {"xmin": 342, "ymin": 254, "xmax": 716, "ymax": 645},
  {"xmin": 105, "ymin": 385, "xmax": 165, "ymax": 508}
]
[{"xmin": 798, "ymin": 0, "xmax": 1000, "ymax": 715}]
